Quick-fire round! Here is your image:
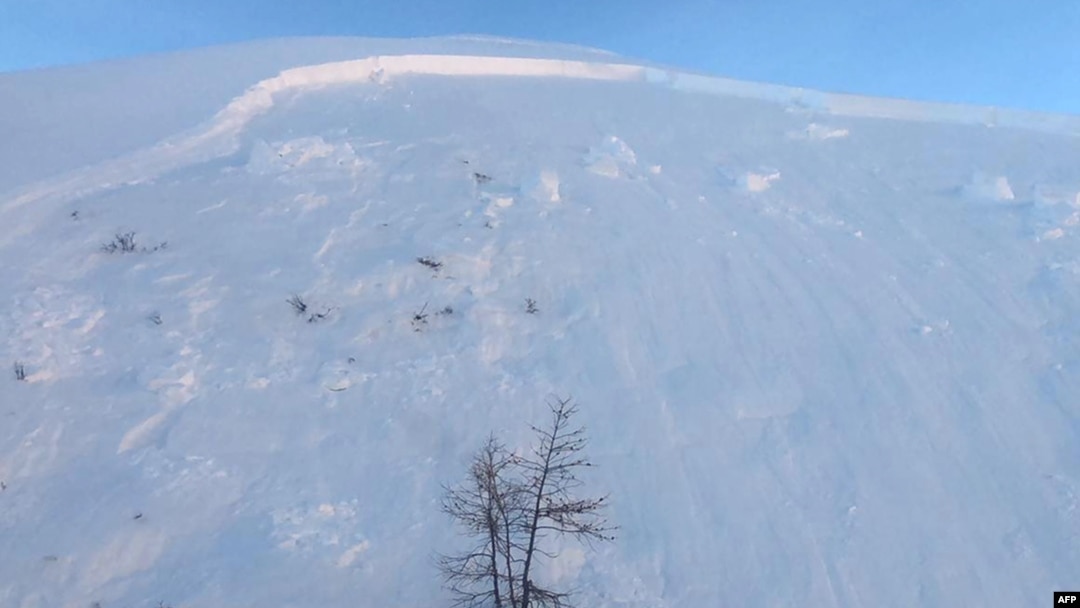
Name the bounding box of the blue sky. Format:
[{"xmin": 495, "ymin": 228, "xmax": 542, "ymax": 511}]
[{"xmin": 2, "ymin": 0, "xmax": 1078, "ymax": 113}]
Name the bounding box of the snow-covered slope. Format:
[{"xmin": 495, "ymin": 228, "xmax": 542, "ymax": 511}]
[{"xmin": 2, "ymin": 37, "xmax": 1079, "ymax": 608}]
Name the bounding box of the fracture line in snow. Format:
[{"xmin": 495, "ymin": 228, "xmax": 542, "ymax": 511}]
[
  {"xmin": 193, "ymin": 54, "xmax": 1080, "ymax": 143},
  {"xmin": 3, "ymin": 53, "xmax": 1079, "ymax": 221}
]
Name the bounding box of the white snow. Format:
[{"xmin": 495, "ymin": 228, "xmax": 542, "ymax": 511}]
[
  {"xmin": 1, "ymin": 36, "xmax": 1080, "ymax": 608},
  {"xmin": 788, "ymin": 122, "xmax": 851, "ymax": 140},
  {"xmin": 522, "ymin": 170, "xmax": 562, "ymax": 204},
  {"xmin": 739, "ymin": 170, "xmax": 782, "ymax": 193},
  {"xmin": 962, "ymin": 172, "xmax": 1017, "ymax": 202}
]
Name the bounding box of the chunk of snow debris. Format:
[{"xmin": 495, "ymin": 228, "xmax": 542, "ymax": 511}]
[
  {"xmin": 1041, "ymin": 228, "xmax": 1066, "ymax": 241},
  {"xmin": 337, "ymin": 541, "xmax": 371, "ymax": 568},
  {"xmin": 739, "ymin": 170, "xmax": 781, "ymax": 192},
  {"xmin": 522, "ymin": 170, "xmax": 561, "ymax": 202},
  {"xmin": 585, "ymin": 135, "xmax": 637, "ymax": 177},
  {"xmin": 962, "ymin": 173, "xmax": 1015, "ymax": 201},
  {"xmin": 247, "ymin": 137, "xmax": 364, "ymax": 178}
]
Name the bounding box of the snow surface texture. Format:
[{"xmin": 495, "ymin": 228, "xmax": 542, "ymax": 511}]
[{"xmin": 2, "ymin": 37, "xmax": 1080, "ymax": 607}]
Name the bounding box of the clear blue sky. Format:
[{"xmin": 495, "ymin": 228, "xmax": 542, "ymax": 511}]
[{"xmin": 2, "ymin": 0, "xmax": 1078, "ymax": 113}]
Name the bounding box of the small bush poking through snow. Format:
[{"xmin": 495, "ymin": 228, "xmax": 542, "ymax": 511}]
[
  {"xmin": 525, "ymin": 298, "xmax": 539, "ymax": 314},
  {"xmin": 411, "ymin": 302, "xmax": 430, "ymax": 331},
  {"xmin": 288, "ymin": 294, "xmax": 332, "ymax": 323},
  {"xmin": 307, "ymin": 307, "xmax": 333, "ymax": 324},
  {"xmin": 417, "ymin": 256, "xmax": 443, "ymax": 271},
  {"xmin": 13, "ymin": 362, "xmax": 27, "ymax": 381},
  {"xmin": 101, "ymin": 232, "xmax": 138, "ymax": 253},
  {"xmin": 100, "ymin": 231, "xmax": 167, "ymax": 254},
  {"xmin": 287, "ymin": 294, "xmax": 308, "ymax": 315},
  {"xmin": 473, "ymin": 172, "xmax": 492, "ymax": 184},
  {"xmin": 148, "ymin": 312, "xmax": 163, "ymax": 326}
]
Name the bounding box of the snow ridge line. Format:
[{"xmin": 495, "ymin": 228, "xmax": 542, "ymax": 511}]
[
  {"xmin": 3, "ymin": 53, "xmax": 1079, "ymax": 220},
  {"xmin": 201, "ymin": 55, "xmax": 648, "ymax": 144},
  {"xmin": 204, "ymin": 54, "xmax": 1080, "ymax": 142}
]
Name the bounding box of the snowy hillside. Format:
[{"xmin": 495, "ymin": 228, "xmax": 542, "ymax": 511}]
[{"xmin": 2, "ymin": 36, "xmax": 1080, "ymax": 608}]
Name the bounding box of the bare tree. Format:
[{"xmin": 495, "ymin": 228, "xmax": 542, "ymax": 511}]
[
  {"xmin": 440, "ymin": 436, "xmax": 518, "ymax": 607},
  {"xmin": 517, "ymin": 397, "xmax": 615, "ymax": 608},
  {"xmin": 439, "ymin": 397, "xmax": 614, "ymax": 608}
]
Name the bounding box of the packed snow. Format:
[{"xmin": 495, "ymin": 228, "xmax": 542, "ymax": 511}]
[{"xmin": 1, "ymin": 36, "xmax": 1080, "ymax": 608}]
